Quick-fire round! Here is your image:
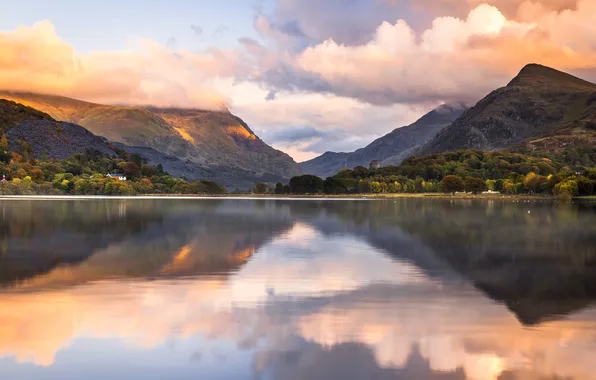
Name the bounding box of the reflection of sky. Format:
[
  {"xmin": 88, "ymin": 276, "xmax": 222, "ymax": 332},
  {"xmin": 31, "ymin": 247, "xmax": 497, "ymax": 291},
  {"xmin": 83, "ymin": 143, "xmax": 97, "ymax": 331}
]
[{"xmin": 0, "ymin": 223, "xmax": 596, "ymax": 380}]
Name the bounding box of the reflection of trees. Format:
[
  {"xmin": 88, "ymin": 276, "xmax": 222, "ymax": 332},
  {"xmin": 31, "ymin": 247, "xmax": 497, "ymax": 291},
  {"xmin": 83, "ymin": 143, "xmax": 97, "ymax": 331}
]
[{"xmin": 0, "ymin": 199, "xmax": 293, "ymax": 288}]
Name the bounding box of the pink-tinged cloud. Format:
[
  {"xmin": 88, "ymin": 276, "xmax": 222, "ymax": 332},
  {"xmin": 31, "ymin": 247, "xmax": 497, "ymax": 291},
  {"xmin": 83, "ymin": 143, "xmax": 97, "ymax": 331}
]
[
  {"xmin": 251, "ymin": 0, "xmax": 596, "ymax": 106},
  {"xmin": 407, "ymin": 0, "xmax": 579, "ymax": 19},
  {"xmin": 0, "ymin": 21, "xmax": 247, "ymax": 110}
]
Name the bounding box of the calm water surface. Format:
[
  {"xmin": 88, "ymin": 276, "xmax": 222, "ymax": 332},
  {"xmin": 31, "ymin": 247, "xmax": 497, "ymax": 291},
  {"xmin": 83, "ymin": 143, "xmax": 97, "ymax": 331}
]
[{"xmin": 0, "ymin": 198, "xmax": 595, "ymax": 380}]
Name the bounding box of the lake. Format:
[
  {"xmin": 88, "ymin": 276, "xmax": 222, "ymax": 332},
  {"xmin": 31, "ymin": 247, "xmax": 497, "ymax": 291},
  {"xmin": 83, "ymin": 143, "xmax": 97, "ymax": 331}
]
[{"xmin": 0, "ymin": 198, "xmax": 595, "ymax": 380}]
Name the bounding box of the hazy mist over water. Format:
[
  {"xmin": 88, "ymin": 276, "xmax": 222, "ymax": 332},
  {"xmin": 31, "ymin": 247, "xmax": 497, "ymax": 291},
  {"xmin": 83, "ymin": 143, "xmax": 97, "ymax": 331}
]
[{"xmin": 0, "ymin": 198, "xmax": 595, "ymax": 380}]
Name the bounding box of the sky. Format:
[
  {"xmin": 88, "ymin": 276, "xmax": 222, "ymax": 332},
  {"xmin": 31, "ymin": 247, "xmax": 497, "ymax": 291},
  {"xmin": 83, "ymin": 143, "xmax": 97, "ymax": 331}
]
[{"xmin": 1, "ymin": 0, "xmax": 595, "ymax": 162}]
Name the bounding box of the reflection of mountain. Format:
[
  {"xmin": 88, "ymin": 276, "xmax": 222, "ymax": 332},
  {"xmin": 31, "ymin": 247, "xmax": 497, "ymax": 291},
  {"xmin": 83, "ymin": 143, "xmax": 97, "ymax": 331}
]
[
  {"xmin": 303, "ymin": 199, "xmax": 596, "ymax": 325},
  {"xmin": 388, "ymin": 200, "xmax": 596, "ymax": 325},
  {"xmin": 0, "ymin": 200, "xmax": 294, "ymax": 288},
  {"xmin": 0, "ymin": 200, "xmax": 165, "ymax": 285},
  {"xmin": 2, "ymin": 198, "xmax": 596, "ymax": 325}
]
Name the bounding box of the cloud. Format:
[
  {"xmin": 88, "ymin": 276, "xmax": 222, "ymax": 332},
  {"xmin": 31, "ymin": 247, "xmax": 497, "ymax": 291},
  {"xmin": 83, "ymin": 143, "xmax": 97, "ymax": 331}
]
[
  {"xmin": 260, "ymin": 126, "xmax": 326, "ymax": 143},
  {"xmin": 249, "ymin": 0, "xmax": 596, "ymax": 106},
  {"xmin": 255, "ymin": 0, "xmax": 418, "ymax": 47},
  {"xmin": 409, "ymin": 0, "xmax": 579, "ymax": 19},
  {"xmin": 256, "ymin": 0, "xmax": 580, "ymax": 48},
  {"xmin": 223, "ymin": 83, "xmax": 423, "ymax": 160},
  {"xmin": 0, "ymin": 21, "xmax": 248, "ymax": 110}
]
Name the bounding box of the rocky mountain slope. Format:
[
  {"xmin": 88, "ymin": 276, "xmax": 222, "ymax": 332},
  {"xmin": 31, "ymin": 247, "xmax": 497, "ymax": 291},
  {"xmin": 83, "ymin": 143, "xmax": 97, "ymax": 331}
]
[
  {"xmin": 1, "ymin": 98, "xmax": 116, "ymax": 160},
  {"xmin": 420, "ymin": 64, "xmax": 596, "ymax": 155},
  {"xmin": 7, "ymin": 120, "xmax": 116, "ymax": 160},
  {"xmin": 300, "ymin": 103, "xmax": 467, "ymax": 178},
  {"xmin": 0, "ymin": 92, "xmax": 300, "ymax": 188}
]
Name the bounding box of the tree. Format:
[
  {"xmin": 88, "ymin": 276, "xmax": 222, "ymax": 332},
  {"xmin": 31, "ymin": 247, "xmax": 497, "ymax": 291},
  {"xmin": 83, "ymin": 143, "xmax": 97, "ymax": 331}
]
[
  {"xmin": 134, "ymin": 178, "xmax": 155, "ymax": 194},
  {"xmin": 274, "ymin": 182, "xmax": 284, "ymax": 194},
  {"xmin": 130, "ymin": 153, "xmax": 144, "ymax": 167},
  {"xmin": 523, "ymin": 172, "xmax": 547, "ymax": 194},
  {"xmin": 198, "ymin": 180, "xmax": 226, "ymax": 194},
  {"xmin": 553, "ymin": 180, "xmax": 578, "ymax": 199},
  {"xmin": 104, "ymin": 179, "xmax": 135, "ymax": 195},
  {"xmin": 254, "ymin": 183, "xmax": 268, "ymax": 194},
  {"xmin": 353, "ymin": 166, "xmax": 370, "ymax": 179},
  {"xmin": 0, "ymin": 150, "xmax": 10, "ymax": 164},
  {"xmin": 324, "ymin": 177, "xmax": 350, "ymax": 194},
  {"xmin": 141, "ymin": 164, "xmax": 158, "ymax": 177},
  {"xmin": 577, "ymin": 177, "xmax": 594, "ymax": 196},
  {"xmin": 357, "ymin": 179, "xmax": 371, "ymax": 194},
  {"xmin": 465, "ymin": 177, "xmax": 487, "ymax": 194},
  {"xmin": 439, "ymin": 175, "xmax": 465, "ymax": 195},
  {"xmin": 0, "ymin": 134, "xmax": 7, "ymax": 151},
  {"xmin": 289, "ymin": 175, "xmax": 324, "ymax": 194},
  {"xmin": 119, "ymin": 162, "xmax": 141, "ymax": 179}
]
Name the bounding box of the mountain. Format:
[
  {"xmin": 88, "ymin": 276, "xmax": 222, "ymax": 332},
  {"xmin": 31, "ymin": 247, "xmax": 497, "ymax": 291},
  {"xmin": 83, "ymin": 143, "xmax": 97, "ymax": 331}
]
[
  {"xmin": 300, "ymin": 103, "xmax": 467, "ymax": 178},
  {"xmin": 7, "ymin": 120, "xmax": 117, "ymax": 160},
  {"xmin": 0, "ymin": 98, "xmax": 116, "ymax": 160},
  {"xmin": 420, "ymin": 64, "xmax": 596, "ymax": 155},
  {"xmin": 0, "ymin": 91, "xmax": 300, "ymax": 188},
  {"xmin": 0, "ymin": 99, "xmax": 55, "ymax": 133}
]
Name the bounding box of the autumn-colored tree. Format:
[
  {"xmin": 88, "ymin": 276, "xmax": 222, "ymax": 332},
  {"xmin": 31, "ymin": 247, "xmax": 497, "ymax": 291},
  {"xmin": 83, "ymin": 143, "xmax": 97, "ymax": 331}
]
[
  {"xmin": 554, "ymin": 180, "xmax": 578, "ymax": 199},
  {"xmin": 10, "ymin": 152, "xmax": 23, "ymax": 163},
  {"xmin": 439, "ymin": 175, "xmax": 465, "ymax": 195},
  {"xmin": 29, "ymin": 167, "xmax": 45, "ymax": 182},
  {"xmin": 118, "ymin": 162, "xmax": 141, "ymax": 179},
  {"xmin": 0, "ymin": 134, "xmax": 8, "ymax": 151},
  {"xmin": 523, "ymin": 172, "xmax": 547, "ymax": 194}
]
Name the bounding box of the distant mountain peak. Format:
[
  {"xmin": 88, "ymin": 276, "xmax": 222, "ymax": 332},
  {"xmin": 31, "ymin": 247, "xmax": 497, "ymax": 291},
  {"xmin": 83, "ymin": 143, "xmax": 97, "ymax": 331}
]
[
  {"xmin": 508, "ymin": 63, "xmax": 596, "ymax": 89},
  {"xmin": 419, "ymin": 64, "xmax": 596, "ymax": 155}
]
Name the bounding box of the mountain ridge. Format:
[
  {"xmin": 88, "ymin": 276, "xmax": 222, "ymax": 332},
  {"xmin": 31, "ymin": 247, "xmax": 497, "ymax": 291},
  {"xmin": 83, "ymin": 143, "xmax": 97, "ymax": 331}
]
[
  {"xmin": 300, "ymin": 102, "xmax": 468, "ymax": 178},
  {"xmin": 0, "ymin": 91, "xmax": 300, "ymax": 188},
  {"xmin": 419, "ymin": 64, "xmax": 596, "ymax": 155}
]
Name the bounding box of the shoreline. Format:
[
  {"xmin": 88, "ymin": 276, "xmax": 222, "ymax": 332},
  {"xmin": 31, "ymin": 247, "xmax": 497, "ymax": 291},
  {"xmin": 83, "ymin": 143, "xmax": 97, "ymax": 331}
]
[{"xmin": 0, "ymin": 193, "xmax": 570, "ymax": 201}]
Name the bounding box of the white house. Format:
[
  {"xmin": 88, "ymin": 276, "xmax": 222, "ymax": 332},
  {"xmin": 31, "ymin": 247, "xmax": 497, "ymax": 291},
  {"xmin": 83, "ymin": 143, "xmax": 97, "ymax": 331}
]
[{"xmin": 106, "ymin": 173, "xmax": 127, "ymax": 181}]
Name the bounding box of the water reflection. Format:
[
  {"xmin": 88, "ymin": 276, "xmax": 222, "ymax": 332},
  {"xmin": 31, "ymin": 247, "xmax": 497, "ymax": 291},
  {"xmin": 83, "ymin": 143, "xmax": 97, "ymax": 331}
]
[{"xmin": 0, "ymin": 199, "xmax": 595, "ymax": 379}]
